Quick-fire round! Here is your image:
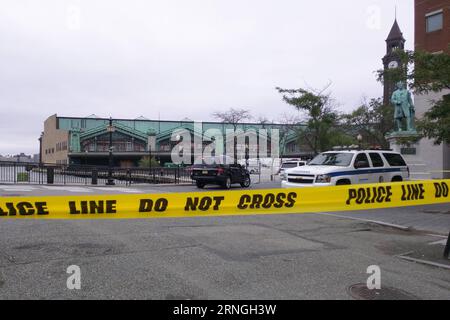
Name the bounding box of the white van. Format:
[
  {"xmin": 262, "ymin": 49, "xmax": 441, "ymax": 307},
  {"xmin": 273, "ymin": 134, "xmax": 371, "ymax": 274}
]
[
  {"xmin": 281, "ymin": 150, "xmax": 409, "ymax": 187},
  {"xmin": 278, "ymin": 159, "xmax": 307, "ymax": 178}
]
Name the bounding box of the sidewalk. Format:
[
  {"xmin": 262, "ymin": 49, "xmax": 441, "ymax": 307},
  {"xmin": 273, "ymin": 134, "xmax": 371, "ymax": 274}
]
[{"xmin": 320, "ymin": 203, "xmax": 450, "ymax": 235}]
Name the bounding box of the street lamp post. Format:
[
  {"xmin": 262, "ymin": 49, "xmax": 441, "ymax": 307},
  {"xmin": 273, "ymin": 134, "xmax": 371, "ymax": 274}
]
[
  {"xmin": 357, "ymin": 134, "xmax": 363, "ymax": 149},
  {"xmin": 38, "ymin": 132, "xmax": 43, "ymax": 166},
  {"xmin": 245, "ymin": 143, "xmax": 249, "ymax": 169},
  {"xmin": 106, "ymin": 117, "xmax": 115, "ymax": 185},
  {"xmin": 148, "ymin": 145, "xmax": 152, "ymax": 171}
]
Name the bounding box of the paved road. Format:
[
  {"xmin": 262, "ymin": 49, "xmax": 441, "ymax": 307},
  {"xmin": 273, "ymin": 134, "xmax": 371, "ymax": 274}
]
[
  {"xmin": 1, "ymin": 182, "xmax": 449, "ymax": 299},
  {"xmin": 0, "ymin": 212, "xmax": 448, "ymax": 299}
]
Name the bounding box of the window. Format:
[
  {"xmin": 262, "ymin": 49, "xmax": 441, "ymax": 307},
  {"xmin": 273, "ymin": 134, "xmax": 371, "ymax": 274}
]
[
  {"xmin": 426, "ymin": 11, "xmax": 443, "ymax": 33},
  {"xmin": 383, "ymin": 153, "xmax": 407, "ymax": 167},
  {"xmin": 281, "ymin": 162, "xmax": 299, "ymax": 169},
  {"xmin": 309, "ymin": 153, "xmax": 354, "ymax": 167},
  {"xmin": 369, "ymin": 153, "xmax": 384, "ymax": 168},
  {"xmin": 354, "ymin": 153, "xmax": 370, "ymax": 169}
]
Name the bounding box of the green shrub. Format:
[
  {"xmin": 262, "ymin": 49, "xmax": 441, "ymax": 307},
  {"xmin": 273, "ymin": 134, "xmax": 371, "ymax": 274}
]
[
  {"xmin": 138, "ymin": 156, "xmax": 160, "ymax": 168},
  {"xmin": 17, "ymin": 172, "xmax": 29, "ymax": 182}
]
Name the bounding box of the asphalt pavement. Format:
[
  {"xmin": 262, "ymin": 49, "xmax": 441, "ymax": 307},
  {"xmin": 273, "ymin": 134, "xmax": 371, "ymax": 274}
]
[
  {"xmin": 0, "ymin": 181, "xmax": 449, "ymax": 299},
  {"xmin": 0, "ymin": 212, "xmax": 448, "ymax": 299}
]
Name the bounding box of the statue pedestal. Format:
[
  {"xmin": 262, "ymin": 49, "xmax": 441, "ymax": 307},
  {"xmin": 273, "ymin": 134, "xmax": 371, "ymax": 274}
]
[
  {"xmin": 386, "ymin": 131, "xmax": 428, "ymax": 180},
  {"xmin": 386, "ymin": 131, "xmax": 420, "ymax": 152}
]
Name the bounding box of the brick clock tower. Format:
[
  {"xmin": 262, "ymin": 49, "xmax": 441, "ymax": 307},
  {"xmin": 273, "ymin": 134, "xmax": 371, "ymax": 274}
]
[{"xmin": 382, "ymin": 19, "xmax": 406, "ymax": 105}]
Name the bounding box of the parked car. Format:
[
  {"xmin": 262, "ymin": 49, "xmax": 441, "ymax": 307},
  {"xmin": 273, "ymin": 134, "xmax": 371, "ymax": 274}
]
[
  {"xmin": 247, "ymin": 166, "xmax": 260, "ymax": 174},
  {"xmin": 237, "ymin": 159, "xmax": 260, "ymax": 174},
  {"xmin": 281, "ymin": 150, "xmax": 409, "ymax": 188},
  {"xmin": 190, "ymin": 158, "xmax": 251, "ymax": 189},
  {"xmin": 278, "ymin": 159, "xmax": 307, "ymax": 179}
]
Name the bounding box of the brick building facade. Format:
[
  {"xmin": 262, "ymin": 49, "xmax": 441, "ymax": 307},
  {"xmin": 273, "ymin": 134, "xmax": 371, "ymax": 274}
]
[{"xmin": 414, "ymin": 0, "xmax": 450, "ymax": 178}]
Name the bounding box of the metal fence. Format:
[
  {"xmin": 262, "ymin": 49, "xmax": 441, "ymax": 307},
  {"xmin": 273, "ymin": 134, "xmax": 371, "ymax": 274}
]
[{"xmin": 0, "ymin": 162, "xmax": 193, "ymax": 185}]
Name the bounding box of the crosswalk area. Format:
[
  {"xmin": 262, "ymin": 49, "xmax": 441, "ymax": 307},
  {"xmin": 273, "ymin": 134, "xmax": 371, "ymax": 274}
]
[{"xmin": 0, "ymin": 185, "xmax": 156, "ymax": 194}]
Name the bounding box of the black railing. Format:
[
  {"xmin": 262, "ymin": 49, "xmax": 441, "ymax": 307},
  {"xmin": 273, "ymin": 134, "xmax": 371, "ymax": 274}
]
[{"xmin": 0, "ymin": 162, "xmax": 192, "ymax": 185}]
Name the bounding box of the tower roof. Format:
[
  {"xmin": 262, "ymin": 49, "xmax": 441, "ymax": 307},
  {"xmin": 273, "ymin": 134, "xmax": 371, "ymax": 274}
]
[{"xmin": 386, "ymin": 19, "xmax": 405, "ymax": 41}]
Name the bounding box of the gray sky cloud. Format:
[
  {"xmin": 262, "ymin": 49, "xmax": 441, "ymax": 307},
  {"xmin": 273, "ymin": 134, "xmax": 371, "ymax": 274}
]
[{"xmin": 0, "ymin": 0, "xmax": 414, "ymax": 155}]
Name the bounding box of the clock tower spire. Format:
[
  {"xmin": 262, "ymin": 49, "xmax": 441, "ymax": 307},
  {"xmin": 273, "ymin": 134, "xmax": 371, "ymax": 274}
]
[{"xmin": 382, "ymin": 18, "xmax": 406, "ymax": 105}]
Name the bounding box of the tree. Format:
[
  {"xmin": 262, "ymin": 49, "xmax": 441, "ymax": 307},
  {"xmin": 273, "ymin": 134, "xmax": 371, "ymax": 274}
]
[
  {"xmin": 377, "ymin": 48, "xmax": 450, "ymax": 144},
  {"xmin": 276, "ymin": 85, "xmax": 351, "ymax": 154},
  {"xmin": 341, "ymin": 98, "xmax": 394, "ymax": 149},
  {"xmin": 276, "ymin": 113, "xmax": 302, "ymax": 156},
  {"xmin": 212, "ymin": 108, "xmax": 252, "ymax": 130},
  {"xmin": 138, "ymin": 156, "xmax": 160, "ymax": 168},
  {"xmin": 212, "ymin": 108, "xmax": 252, "ymax": 163},
  {"xmin": 256, "ymin": 116, "xmax": 271, "ymax": 128},
  {"xmin": 419, "ymin": 94, "xmax": 450, "ymax": 145}
]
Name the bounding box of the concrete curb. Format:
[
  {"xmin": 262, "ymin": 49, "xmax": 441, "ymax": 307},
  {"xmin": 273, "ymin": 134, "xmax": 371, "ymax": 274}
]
[
  {"xmin": 316, "ymin": 212, "xmax": 411, "ymax": 231},
  {"xmin": 397, "ymin": 255, "xmax": 450, "ymax": 270}
]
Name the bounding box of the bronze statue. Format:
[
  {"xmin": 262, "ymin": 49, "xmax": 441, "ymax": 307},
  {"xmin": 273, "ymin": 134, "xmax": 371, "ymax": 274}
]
[{"xmin": 391, "ymin": 82, "xmax": 416, "ymax": 132}]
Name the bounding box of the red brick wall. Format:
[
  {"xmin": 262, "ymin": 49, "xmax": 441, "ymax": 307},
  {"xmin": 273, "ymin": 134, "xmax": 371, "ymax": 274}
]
[{"xmin": 415, "ymin": 0, "xmax": 450, "ymax": 52}]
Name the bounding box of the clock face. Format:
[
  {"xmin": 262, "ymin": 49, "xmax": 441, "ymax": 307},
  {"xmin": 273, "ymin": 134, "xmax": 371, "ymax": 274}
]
[{"xmin": 388, "ymin": 61, "xmax": 399, "ymax": 69}]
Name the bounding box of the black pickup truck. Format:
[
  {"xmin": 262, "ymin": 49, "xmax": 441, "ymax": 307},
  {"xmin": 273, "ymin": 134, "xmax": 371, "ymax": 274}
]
[{"xmin": 190, "ymin": 163, "xmax": 251, "ymax": 189}]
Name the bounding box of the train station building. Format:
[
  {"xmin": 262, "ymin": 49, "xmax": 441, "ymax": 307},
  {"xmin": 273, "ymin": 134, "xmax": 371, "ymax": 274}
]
[{"xmin": 40, "ymin": 114, "xmax": 306, "ymax": 167}]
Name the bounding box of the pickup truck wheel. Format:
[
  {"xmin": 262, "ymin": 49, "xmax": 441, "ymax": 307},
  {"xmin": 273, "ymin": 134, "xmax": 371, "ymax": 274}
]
[
  {"xmin": 240, "ymin": 176, "xmax": 251, "ymax": 188},
  {"xmin": 223, "ymin": 177, "xmax": 231, "ymax": 189},
  {"xmin": 196, "ymin": 181, "xmax": 205, "ymax": 189}
]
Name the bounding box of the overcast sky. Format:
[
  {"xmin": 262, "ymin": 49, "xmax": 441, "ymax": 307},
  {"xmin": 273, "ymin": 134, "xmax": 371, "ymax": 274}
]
[{"xmin": 0, "ymin": 0, "xmax": 414, "ymax": 155}]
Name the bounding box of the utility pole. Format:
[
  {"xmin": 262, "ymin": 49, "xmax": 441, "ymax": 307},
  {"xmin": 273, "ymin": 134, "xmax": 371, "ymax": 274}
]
[{"xmin": 444, "ymin": 231, "xmax": 450, "ymax": 259}]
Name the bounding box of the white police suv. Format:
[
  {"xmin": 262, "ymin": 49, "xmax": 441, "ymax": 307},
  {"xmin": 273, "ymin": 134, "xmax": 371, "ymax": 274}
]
[{"xmin": 281, "ymin": 150, "xmax": 409, "ymax": 187}]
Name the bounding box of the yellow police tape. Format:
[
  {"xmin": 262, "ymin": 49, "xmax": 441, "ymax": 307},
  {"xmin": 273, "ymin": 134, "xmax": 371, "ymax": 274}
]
[{"xmin": 0, "ymin": 180, "xmax": 449, "ymax": 219}]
